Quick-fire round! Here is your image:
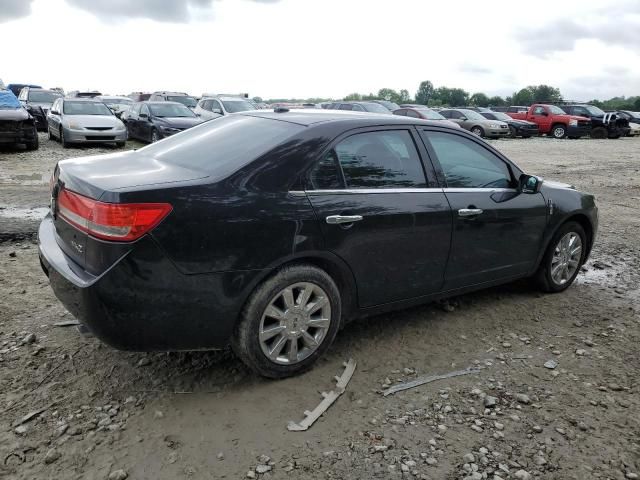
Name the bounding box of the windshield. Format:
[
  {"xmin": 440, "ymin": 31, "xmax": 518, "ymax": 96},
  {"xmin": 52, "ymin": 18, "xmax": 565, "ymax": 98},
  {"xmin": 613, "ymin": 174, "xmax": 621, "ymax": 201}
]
[
  {"xmin": 362, "ymin": 103, "xmax": 391, "ymax": 113},
  {"xmin": 487, "ymin": 112, "xmax": 511, "ymax": 121},
  {"xmin": 149, "ymin": 103, "xmax": 196, "ymax": 118},
  {"xmin": 419, "ymin": 108, "xmax": 446, "ymax": 120},
  {"xmin": 460, "ymin": 110, "xmax": 485, "ymax": 120},
  {"xmin": 167, "ymin": 95, "xmax": 197, "ymax": 108},
  {"xmin": 140, "ymin": 115, "xmax": 303, "ymax": 175},
  {"xmin": 584, "ymin": 105, "xmax": 606, "ymax": 116},
  {"xmin": 378, "ymin": 100, "xmax": 400, "ymax": 111},
  {"xmin": 63, "ymin": 102, "xmax": 113, "ymax": 115},
  {"xmin": 28, "ymin": 91, "xmax": 62, "ymax": 103},
  {"xmin": 548, "ymin": 105, "xmax": 566, "ymax": 114},
  {"xmin": 222, "ymin": 99, "xmax": 256, "ymax": 113}
]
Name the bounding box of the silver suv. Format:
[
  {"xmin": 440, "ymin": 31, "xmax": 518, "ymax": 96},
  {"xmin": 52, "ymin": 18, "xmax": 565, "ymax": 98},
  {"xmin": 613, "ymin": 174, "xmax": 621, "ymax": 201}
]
[
  {"xmin": 194, "ymin": 95, "xmax": 256, "ymax": 121},
  {"xmin": 148, "ymin": 91, "xmax": 198, "ymax": 110}
]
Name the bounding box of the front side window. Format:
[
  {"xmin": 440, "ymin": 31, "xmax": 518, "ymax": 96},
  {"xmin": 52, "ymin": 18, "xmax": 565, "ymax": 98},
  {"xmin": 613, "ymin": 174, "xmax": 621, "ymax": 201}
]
[
  {"xmin": 222, "ymin": 99, "xmax": 255, "ymax": 113},
  {"xmin": 406, "ymin": 109, "xmax": 420, "ymax": 118},
  {"xmin": 425, "ymin": 131, "xmax": 512, "ymax": 189},
  {"xmin": 333, "ymin": 130, "xmax": 426, "ymax": 188},
  {"xmin": 210, "ymin": 100, "xmax": 222, "ymax": 112},
  {"xmin": 339, "ymin": 104, "xmax": 353, "ymax": 111},
  {"xmin": 533, "ymin": 106, "xmax": 546, "ymax": 115}
]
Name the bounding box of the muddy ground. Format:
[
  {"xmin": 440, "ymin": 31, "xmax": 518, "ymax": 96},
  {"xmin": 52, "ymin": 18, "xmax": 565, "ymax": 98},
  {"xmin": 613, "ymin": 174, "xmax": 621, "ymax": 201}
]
[{"xmin": 0, "ymin": 134, "xmax": 638, "ymax": 480}]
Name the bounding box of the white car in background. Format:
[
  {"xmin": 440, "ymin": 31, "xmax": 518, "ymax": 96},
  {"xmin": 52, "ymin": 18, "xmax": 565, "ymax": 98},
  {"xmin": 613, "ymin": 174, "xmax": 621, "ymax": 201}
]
[
  {"xmin": 97, "ymin": 96, "xmax": 133, "ymax": 119},
  {"xmin": 194, "ymin": 95, "xmax": 256, "ymax": 121}
]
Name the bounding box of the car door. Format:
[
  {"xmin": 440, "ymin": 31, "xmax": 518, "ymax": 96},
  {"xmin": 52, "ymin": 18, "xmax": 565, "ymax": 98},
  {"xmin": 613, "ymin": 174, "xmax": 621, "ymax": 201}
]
[
  {"xmin": 531, "ymin": 106, "xmax": 552, "ymax": 132},
  {"xmin": 48, "ymin": 99, "xmax": 62, "ymax": 134},
  {"xmin": 139, "ymin": 104, "xmax": 152, "ymax": 141},
  {"xmin": 304, "ymin": 127, "xmax": 453, "ymax": 307},
  {"xmin": 420, "ymin": 129, "xmax": 548, "ymax": 290}
]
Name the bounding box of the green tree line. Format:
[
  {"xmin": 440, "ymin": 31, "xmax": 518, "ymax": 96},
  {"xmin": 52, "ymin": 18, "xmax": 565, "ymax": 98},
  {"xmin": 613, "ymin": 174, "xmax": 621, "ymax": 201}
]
[{"xmin": 266, "ymin": 81, "xmax": 640, "ymax": 111}]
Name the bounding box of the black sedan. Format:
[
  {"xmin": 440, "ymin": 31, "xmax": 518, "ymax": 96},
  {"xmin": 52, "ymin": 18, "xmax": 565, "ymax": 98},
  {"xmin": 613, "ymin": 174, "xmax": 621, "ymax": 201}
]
[
  {"xmin": 39, "ymin": 110, "xmax": 598, "ymax": 378},
  {"xmin": 126, "ymin": 101, "xmax": 203, "ymax": 143},
  {"xmin": 480, "ymin": 111, "xmax": 539, "ymax": 138}
]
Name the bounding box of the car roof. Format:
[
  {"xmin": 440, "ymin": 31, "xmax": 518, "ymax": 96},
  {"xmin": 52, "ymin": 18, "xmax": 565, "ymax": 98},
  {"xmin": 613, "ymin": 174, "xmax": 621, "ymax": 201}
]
[{"xmin": 239, "ymin": 108, "xmax": 460, "ymax": 129}]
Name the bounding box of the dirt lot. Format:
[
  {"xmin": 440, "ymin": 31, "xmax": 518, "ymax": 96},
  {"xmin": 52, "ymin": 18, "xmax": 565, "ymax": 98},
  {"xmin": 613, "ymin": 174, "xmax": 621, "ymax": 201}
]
[{"xmin": 0, "ymin": 134, "xmax": 639, "ymax": 480}]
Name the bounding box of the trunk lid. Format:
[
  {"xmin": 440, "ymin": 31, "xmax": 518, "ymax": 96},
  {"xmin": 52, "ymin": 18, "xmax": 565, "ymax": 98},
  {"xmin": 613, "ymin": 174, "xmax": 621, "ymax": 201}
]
[{"xmin": 51, "ymin": 150, "xmax": 206, "ymax": 273}]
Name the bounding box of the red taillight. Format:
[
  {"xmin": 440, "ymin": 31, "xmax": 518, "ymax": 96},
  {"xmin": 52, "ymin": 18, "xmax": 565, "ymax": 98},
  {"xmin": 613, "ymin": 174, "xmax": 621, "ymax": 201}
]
[{"xmin": 57, "ymin": 189, "xmax": 172, "ymax": 242}]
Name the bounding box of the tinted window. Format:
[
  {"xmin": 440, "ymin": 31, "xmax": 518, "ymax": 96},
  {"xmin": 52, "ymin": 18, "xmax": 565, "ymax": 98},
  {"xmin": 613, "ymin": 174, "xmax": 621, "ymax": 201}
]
[
  {"xmin": 339, "ymin": 104, "xmax": 353, "ymax": 111},
  {"xmin": 139, "ymin": 115, "xmax": 303, "ymax": 175},
  {"xmin": 425, "ymin": 131, "xmax": 512, "ymax": 189},
  {"xmin": 406, "ymin": 109, "xmax": 420, "ymax": 118},
  {"xmin": 334, "ymin": 131, "xmax": 426, "ymax": 188},
  {"xmin": 394, "ymin": 109, "xmax": 407, "ymax": 116},
  {"xmin": 309, "ymin": 151, "xmax": 343, "ymax": 190},
  {"xmin": 352, "ymin": 104, "xmax": 365, "ymax": 111}
]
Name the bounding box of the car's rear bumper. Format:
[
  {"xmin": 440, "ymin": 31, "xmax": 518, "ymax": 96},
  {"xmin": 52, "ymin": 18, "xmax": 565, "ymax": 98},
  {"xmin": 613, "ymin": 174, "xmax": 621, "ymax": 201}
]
[
  {"xmin": 38, "ymin": 214, "xmax": 249, "ymax": 351},
  {"xmin": 567, "ymin": 125, "xmax": 591, "ymax": 137}
]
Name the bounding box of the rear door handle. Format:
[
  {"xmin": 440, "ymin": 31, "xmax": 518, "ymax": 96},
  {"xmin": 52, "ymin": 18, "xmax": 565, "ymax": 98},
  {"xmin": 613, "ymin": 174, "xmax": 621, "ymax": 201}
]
[
  {"xmin": 326, "ymin": 215, "xmax": 363, "ymax": 225},
  {"xmin": 458, "ymin": 208, "xmax": 483, "ymax": 217}
]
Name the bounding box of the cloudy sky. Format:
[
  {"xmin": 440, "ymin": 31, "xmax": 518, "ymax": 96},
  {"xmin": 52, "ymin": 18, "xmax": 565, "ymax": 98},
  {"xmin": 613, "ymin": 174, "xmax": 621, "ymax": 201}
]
[{"xmin": 1, "ymin": 0, "xmax": 639, "ymax": 100}]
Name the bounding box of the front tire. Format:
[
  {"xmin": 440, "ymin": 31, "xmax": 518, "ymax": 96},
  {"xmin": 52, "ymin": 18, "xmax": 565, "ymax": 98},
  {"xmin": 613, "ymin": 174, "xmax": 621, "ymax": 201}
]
[
  {"xmin": 509, "ymin": 126, "xmax": 518, "ymax": 138},
  {"xmin": 534, "ymin": 221, "xmax": 587, "ymax": 293},
  {"xmin": 26, "ymin": 127, "xmax": 39, "ymax": 151},
  {"xmin": 470, "ymin": 126, "xmax": 484, "ymax": 137},
  {"xmin": 60, "ymin": 127, "xmax": 70, "ymax": 148},
  {"xmin": 551, "ymin": 124, "xmax": 566, "ymax": 139},
  {"xmin": 150, "ymin": 129, "xmax": 159, "ymax": 143},
  {"xmin": 590, "ymin": 126, "xmax": 607, "ymax": 139},
  {"xmin": 231, "ymin": 264, "xmax": 342, "ymax": 379}
]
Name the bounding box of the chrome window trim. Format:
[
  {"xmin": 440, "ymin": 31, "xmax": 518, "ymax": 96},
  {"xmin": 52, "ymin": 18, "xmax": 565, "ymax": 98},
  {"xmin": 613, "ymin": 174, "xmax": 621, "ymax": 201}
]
[
  {"xmin": 291, "ymin": 187, "xmax": 517, "ymax": 196},
  {"xmin": 291, "ymin": 188, "xmax": 445, "ymax": 195}
]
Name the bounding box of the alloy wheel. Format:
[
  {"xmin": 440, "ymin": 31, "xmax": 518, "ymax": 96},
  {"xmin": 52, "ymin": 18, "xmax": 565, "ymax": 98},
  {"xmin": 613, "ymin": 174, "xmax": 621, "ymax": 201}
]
[
  {"xmin": 258, "ymin": 282, "xmax": 331, "ymax": 365},
  {"xmin": 553, "ymin": 127, "xmax": 565, "ymax": 138},
  {"xmin": 550, "ymin": 232, "xmax": 582, "ymax": 285}
]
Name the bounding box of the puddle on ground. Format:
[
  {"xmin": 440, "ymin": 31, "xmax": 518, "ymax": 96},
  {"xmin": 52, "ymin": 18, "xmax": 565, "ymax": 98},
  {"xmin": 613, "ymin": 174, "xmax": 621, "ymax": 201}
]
[{"xmin": 0, "ymin": 206, "xmax": 49, "ymax": 220}]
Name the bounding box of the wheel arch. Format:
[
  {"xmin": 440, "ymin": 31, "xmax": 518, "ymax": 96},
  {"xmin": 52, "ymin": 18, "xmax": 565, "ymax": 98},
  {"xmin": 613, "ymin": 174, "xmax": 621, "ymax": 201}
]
[
  {"xmin": 535, "ymin": 212, "xmax": 595, "ymax": 272},
  {"xmin": 237, "ymin": 251, "xmax": 359, "ymax": 329}
]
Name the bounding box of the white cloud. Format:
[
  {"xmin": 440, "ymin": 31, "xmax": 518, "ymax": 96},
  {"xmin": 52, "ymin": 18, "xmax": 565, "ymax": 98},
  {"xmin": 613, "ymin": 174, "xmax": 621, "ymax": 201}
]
[{"xmin": 1, "ymin": 0, "xmax": 638, "ymax": 101}]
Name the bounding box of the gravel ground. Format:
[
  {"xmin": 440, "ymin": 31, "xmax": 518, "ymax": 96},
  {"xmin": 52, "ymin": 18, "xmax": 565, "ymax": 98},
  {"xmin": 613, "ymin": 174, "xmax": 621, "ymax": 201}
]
[{"xmin": 0, "ymin": 134, "xmax": 639, "ymax": 480}]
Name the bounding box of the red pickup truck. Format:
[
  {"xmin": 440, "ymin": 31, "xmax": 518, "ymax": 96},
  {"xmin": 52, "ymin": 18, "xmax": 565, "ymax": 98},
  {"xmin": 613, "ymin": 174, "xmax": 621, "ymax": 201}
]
[{"xmin": 507, "ymin": 104, "xmax": 591, "ymax": 139}]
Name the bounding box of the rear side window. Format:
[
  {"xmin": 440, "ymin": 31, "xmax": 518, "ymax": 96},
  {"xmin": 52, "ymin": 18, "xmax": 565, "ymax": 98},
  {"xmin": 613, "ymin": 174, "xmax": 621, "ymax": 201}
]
[
  {"xmin": 139, "ymin": 115, "xmax": 303, "ymax": 175},
  {"xmin": 424, "ymin": 131, "xmax": 512, "ymax": 189},
  {"xmin": 333, "ymin": 130, "xmax": 426, "ymax": 188},
  {"xmin": 339, "ymin": 104, "xmax": 353, "ymax": 111}
]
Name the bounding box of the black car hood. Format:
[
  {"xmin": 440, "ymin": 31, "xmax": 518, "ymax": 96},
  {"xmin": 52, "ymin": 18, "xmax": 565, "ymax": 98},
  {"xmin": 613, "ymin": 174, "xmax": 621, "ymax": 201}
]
[
  {"xmin": 153, "ymin": 116, "xmax": 202, "ymax": 128},
  {"xmin": 0, "ymin": 108, "xmax": 31, "ymax": 121}
]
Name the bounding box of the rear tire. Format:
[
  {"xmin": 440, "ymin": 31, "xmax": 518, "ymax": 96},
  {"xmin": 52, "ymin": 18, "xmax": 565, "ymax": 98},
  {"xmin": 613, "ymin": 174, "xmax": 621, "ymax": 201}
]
[
  {"xmin": 231, "ymin": 264, "xmax": 342, "ymax": 379},
  {"xmin": 26, "ymin": 127, "xmax": 39, "ymax": 151},
  {"xmin": 534, "ymin": 221, "xmax": 587, "ymax": 293},
  {"xmin": 509, "ymin": 126, "xmax": 518, "ymax": 138},
  {"xmin": 551, "ymin": 124, "xmax": 566, "ymax": 139}
]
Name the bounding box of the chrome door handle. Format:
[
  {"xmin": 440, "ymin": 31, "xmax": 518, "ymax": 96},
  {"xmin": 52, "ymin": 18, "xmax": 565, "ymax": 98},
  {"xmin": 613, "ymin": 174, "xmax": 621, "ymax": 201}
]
[
  {"xmin": 326, "ymin": 215, "xmax": 363, "ymax": 225},
  {"xmin": 458, "ymin": 208, "xmax": 483, "ymax": 217}
]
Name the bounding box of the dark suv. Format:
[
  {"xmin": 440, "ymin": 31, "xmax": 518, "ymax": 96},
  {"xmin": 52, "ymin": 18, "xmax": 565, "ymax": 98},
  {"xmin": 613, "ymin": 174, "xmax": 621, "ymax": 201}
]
[
  {"xmin": 561, "ymin": 104, "xmax": 630, "ymax": 139},
  {"xmin": 18, "ymin": 87, "xmax": 63, "ymax": 131},
  {"xmin": 39, "ymin": 110, "xmax": 597, "ymax": 378}
]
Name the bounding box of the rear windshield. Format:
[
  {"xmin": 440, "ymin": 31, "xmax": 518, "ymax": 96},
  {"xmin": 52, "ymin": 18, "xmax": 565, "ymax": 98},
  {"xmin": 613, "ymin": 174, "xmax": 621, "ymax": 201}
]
[
  {"xmin": 419, "ymin": 108, "xmax": 446, "ymax": 120},
  {"xmin": 63, "ymin": 102, "xmax": 113, "ymax": 115},
  {"xmin": 138, "ymin": 115, "xmax": 303, "ymax": 175},
  {"xmin": 362, "ymin": 103, "xmax": 391, "ymax": 113}
]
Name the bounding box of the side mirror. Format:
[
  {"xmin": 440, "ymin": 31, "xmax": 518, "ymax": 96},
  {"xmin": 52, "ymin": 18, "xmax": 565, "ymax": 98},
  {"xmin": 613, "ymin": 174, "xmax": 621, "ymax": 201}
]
[
  {"xmin": 139, "ymin": 113, "xmax": 149, "ymax": 119},
  {"xmin": 212, "ymin": 108, "xmax": 222, "ymax": 114},
  {"xmin": 459, "ymin": 116, "xmax": 467, "ymax": 121},
  {"xmin": 519, "ymin": 174, "xmax": 543, "ymax": 194},
  {"xmin": 50, "ymin": 110, "xmax": 59, "ymax": 115}
]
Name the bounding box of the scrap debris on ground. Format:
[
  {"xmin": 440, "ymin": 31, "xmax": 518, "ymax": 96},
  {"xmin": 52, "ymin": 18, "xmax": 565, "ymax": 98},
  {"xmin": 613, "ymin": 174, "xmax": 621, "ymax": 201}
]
[{"xmin": 0, "ymin": 135, "xmax": 639, "ymax": 479}]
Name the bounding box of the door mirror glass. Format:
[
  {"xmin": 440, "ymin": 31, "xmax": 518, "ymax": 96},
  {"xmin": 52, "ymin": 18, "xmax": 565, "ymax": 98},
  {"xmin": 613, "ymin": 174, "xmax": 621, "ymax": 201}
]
[
  {"xmin": 459, "ymin": 116, "xmax": 467, "ymax": 121},
  {"xmin": 139, "ymin": 113, "xmax": 148, "ymax": 119},
  {"xmin": 50, "ymin": 110, "xmax": 59, "ymax": 115},
  {"xmin": 519, "ymin": 174, "xmax": 542, "ymax": 194}
]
